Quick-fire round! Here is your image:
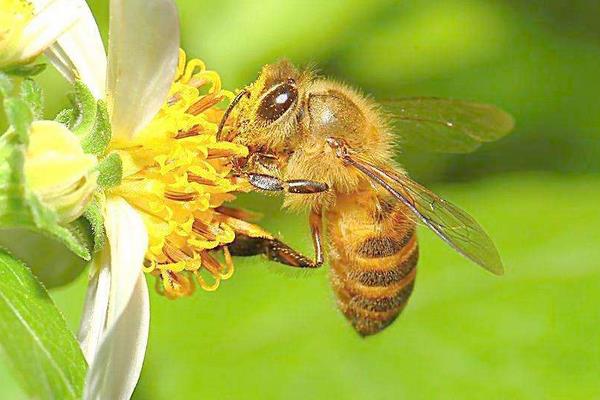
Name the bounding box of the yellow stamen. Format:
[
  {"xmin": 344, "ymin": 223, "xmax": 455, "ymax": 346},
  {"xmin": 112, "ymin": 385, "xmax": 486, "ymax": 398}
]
[{"xmin": 109, "ymin": 50, "xmax": 265, "ymax": 299}]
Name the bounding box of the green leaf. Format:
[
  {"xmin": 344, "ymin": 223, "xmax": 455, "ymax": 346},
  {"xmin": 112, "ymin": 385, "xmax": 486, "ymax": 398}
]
[
  {"xmin": 69, "ymin": 81, "xmax": 97, "ymax": 138},
  {"xmin": 3, "ymin": 218, "xmax": 94, "ymax": 289},
  {"xmin": 83, "ymin": 193, "xmax": 105, "ymax": 253},
  {"xmin": 81, "ymin": 100, "xmax": 112, "ymax": 155},
  {"xmin": 0, "ymin": 249, "xmax": 86, "ymax": 400},
  {"xmin": 97, "ymin": 153, "xmax": 123, "ymax": 188},
  {"xmin": 3, "ymin": 63, "xmax": 46, "ymax": 77},
  {"xmin": 20, "ymin": 79, "xmax": 44, "ymax": 120},
  {"xmin": 0, "ymin": 226, "xmax": 91, "ymax": 289}
]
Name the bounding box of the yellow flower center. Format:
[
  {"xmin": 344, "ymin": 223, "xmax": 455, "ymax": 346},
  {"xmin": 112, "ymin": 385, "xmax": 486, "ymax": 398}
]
[
  {"xmin": 109, "ymin": 50, "xmax": 267, "ymax": 299},
  {"xmin": 0, "ymin": 0, "xmax": 34, "ymax": 67}
]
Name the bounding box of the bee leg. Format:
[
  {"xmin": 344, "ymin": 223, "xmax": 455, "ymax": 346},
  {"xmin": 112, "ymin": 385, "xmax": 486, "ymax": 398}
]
[
  {"xmin": 309, "ymin": 208, "xmax": 324, "ymax": 266},
  {"xmin": 229, "ymin": 209, "xmax": 324, "ymax": 268},
  {"xmin": 228, "ymin": 236, "xmax": 318, "ymax": 268},
  {"xmin": 246, "ymin": 173, "xmax": 329, "ymax": 194}
]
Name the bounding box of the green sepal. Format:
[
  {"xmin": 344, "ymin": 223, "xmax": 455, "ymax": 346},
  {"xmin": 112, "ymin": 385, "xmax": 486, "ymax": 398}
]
[
  {"xmin": 20, "ymin": 79, "xmax": 43, "ymax": 120},
  {"xmin": 68, "ymin": 80, "xmax": 97, "ymax": 137},
  {"xmin": 97, "ymin": 152, "xmax": 123, "ymax": 188},
  {"xmin": 55, "ymin": 108, "xmax": 75, "ymax": 126},
  {"xmin": 83, "ymin": 192, "xmax": 106, "ymax": 253},
  {"xmin": 3, "ymin": 97, "xmax": 32, "ymax": 144},
  {"xmin": 2, "ymin": 63, "xmax": 46, "ymax": 77},
  {"xmin": 81, "ymin": 100, "xmax": 112, "ymax": 155}
]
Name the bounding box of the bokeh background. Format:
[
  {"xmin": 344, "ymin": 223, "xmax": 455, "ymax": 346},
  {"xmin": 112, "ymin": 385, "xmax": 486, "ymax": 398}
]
[{"xmin": 2, "ymin": 0, "xmax": 600, "ymax": 398}]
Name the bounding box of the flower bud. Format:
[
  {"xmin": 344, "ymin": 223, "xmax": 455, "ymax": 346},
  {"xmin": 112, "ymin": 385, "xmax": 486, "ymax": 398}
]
[{"xmin": 25, "ymin": 120, "xmax": 98, "ymax": 223}]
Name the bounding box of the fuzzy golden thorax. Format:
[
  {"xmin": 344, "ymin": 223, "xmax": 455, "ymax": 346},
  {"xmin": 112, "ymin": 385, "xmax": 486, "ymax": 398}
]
[{"xmin": 230, "ymin": 60, "xmax": 396, "ymax": 211}]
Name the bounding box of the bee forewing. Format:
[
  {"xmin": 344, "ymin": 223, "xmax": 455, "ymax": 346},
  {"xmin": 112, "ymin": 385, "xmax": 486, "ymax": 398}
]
[
  {"xmin": 382, "ymin": 97, "xmax": 515, "ymax": 153},
  {"xmin": 344, "ymin": 154, "xmax": 504, "ymax": 275}
]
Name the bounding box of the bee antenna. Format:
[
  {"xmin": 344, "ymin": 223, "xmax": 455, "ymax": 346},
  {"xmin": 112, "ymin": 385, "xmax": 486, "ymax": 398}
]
[{"xmin": 216, "ymin": 89, "xmax": 249, "ymax": 140}]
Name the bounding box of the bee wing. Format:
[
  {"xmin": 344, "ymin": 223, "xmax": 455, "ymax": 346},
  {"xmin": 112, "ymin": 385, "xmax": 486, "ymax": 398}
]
[
  {"xmin": 382, "ymin": 97, "xmax": 515, "ymax": 153},
  {"xmin": 343, "ymin": 153, "xmax": 503, "ymax": 275}
]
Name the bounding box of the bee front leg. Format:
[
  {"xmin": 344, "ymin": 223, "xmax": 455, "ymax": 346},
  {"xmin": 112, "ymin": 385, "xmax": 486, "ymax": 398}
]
[
  {"xmin": 246, "ymin": 173, "xmax": 329, "ymax": 194},
  {"xmin": 229, "ymin": 209, "xmax": 324, "ymax": 268}
]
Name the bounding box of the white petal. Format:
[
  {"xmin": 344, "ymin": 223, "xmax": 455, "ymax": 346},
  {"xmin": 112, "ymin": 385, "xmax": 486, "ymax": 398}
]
[
  {"xmin": 81, "ymin": 197, "xmax": 149, "ymax": 399},
  {"xmin": 21, "ymin": 0, "xmax": 82, "ymax": 61},
  {"xmin": 84, "ymin": 273, "xmax": 150, "ymax": 400},
  {"xmin": 104, "ymin": 197, "xmax": 148, "ymax": 325},
  {"xmin": 77, "ymin": 249, "xmax": 111, "ymax": 364},
  {"xmin": 42, "ymin": 0, "xmax": 107, "ymax": 99},
  {"xmin": 107, "ymin": 0, "xmax": 180, "ymax": 138}
]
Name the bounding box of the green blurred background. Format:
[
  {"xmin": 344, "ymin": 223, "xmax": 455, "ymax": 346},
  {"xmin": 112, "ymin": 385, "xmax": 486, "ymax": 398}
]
[{"xmin": 2, "ymin": 0, "xmax": 600, "ymax": 398}]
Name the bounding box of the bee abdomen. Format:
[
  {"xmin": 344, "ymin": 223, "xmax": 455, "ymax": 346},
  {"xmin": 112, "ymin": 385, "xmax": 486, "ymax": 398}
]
[
  {"xmin": 330, "ymin": 235, "xmax": 419, "ymax": 337},
  {"xmin": 334, "ymin": 279, "xmax": 416, "ymax": 336},
  {"xmin": 355, "ymin": 249, "xmax": 418, "ymax": 287},
  {"xmin": 356, "ymin": 227, "xmax": 415, "ymax": 258}
]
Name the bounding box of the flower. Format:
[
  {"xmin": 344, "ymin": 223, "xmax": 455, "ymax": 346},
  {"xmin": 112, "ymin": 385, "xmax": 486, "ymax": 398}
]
[
  {"xmin": 49, "ymin": 0, "xmax": 267, "ymax": 398},
  {"xmin": 25, "ymin": 120, "xmax": 98, "ymax": 223},
  {"xmin": 0, "ymin": 0, "xmax": 83, "ymax": 69}
]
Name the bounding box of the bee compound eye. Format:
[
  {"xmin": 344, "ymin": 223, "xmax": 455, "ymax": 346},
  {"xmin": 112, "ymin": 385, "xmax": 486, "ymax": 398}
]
[{"xmin": 258, "ymin": 83, "xmax": 298, "ymax": 122}]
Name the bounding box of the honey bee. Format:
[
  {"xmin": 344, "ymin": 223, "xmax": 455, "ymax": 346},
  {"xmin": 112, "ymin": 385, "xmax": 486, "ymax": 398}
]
[{"xmin": 218, "ymin": 61, "xmax": 513, "ymax": 336}]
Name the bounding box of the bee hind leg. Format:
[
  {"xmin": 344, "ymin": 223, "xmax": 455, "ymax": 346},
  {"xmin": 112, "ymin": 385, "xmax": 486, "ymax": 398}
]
[
  {"xmin": 228, "ymin": 209, "xmax": 324, "ymax": 269},
  {"xmin": 228, "ymin": 236, "xmax": 319, "ymax": 268}
]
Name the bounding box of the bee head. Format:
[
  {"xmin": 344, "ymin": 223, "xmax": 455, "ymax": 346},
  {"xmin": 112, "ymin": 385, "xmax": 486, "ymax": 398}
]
[{"xmin": 222, "ymin": 60, "xmax": 313, "ymax": 151}]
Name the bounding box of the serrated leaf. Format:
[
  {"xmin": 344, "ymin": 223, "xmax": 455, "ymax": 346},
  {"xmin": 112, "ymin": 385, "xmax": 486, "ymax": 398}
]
[
  {"xmin": 97, "ymin": 153, "xmax": 123, "ymax": 188},
  {"xmin": 81, "ymin": 100, "xmax": 111, "ymax": 155},
  {"xmin": 69, "ymin": 81, "xmax": 97, "ymax": 138},
  {"xmin": 20, "ymin": 79, "xmax": 44, "ymax": 120},
  {"xmin": 83, "ymin": 193, "xmax": 105, "ymax": 253},
  {"xmin": 0, "ymin": 249, "xmax": 87, "ymax": 400}
]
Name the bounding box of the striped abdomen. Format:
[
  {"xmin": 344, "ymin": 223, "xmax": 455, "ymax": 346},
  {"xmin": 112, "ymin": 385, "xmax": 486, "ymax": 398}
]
[{"xmin": 326, "ymin": 189, "xmax": 418, "ymax": 336}]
